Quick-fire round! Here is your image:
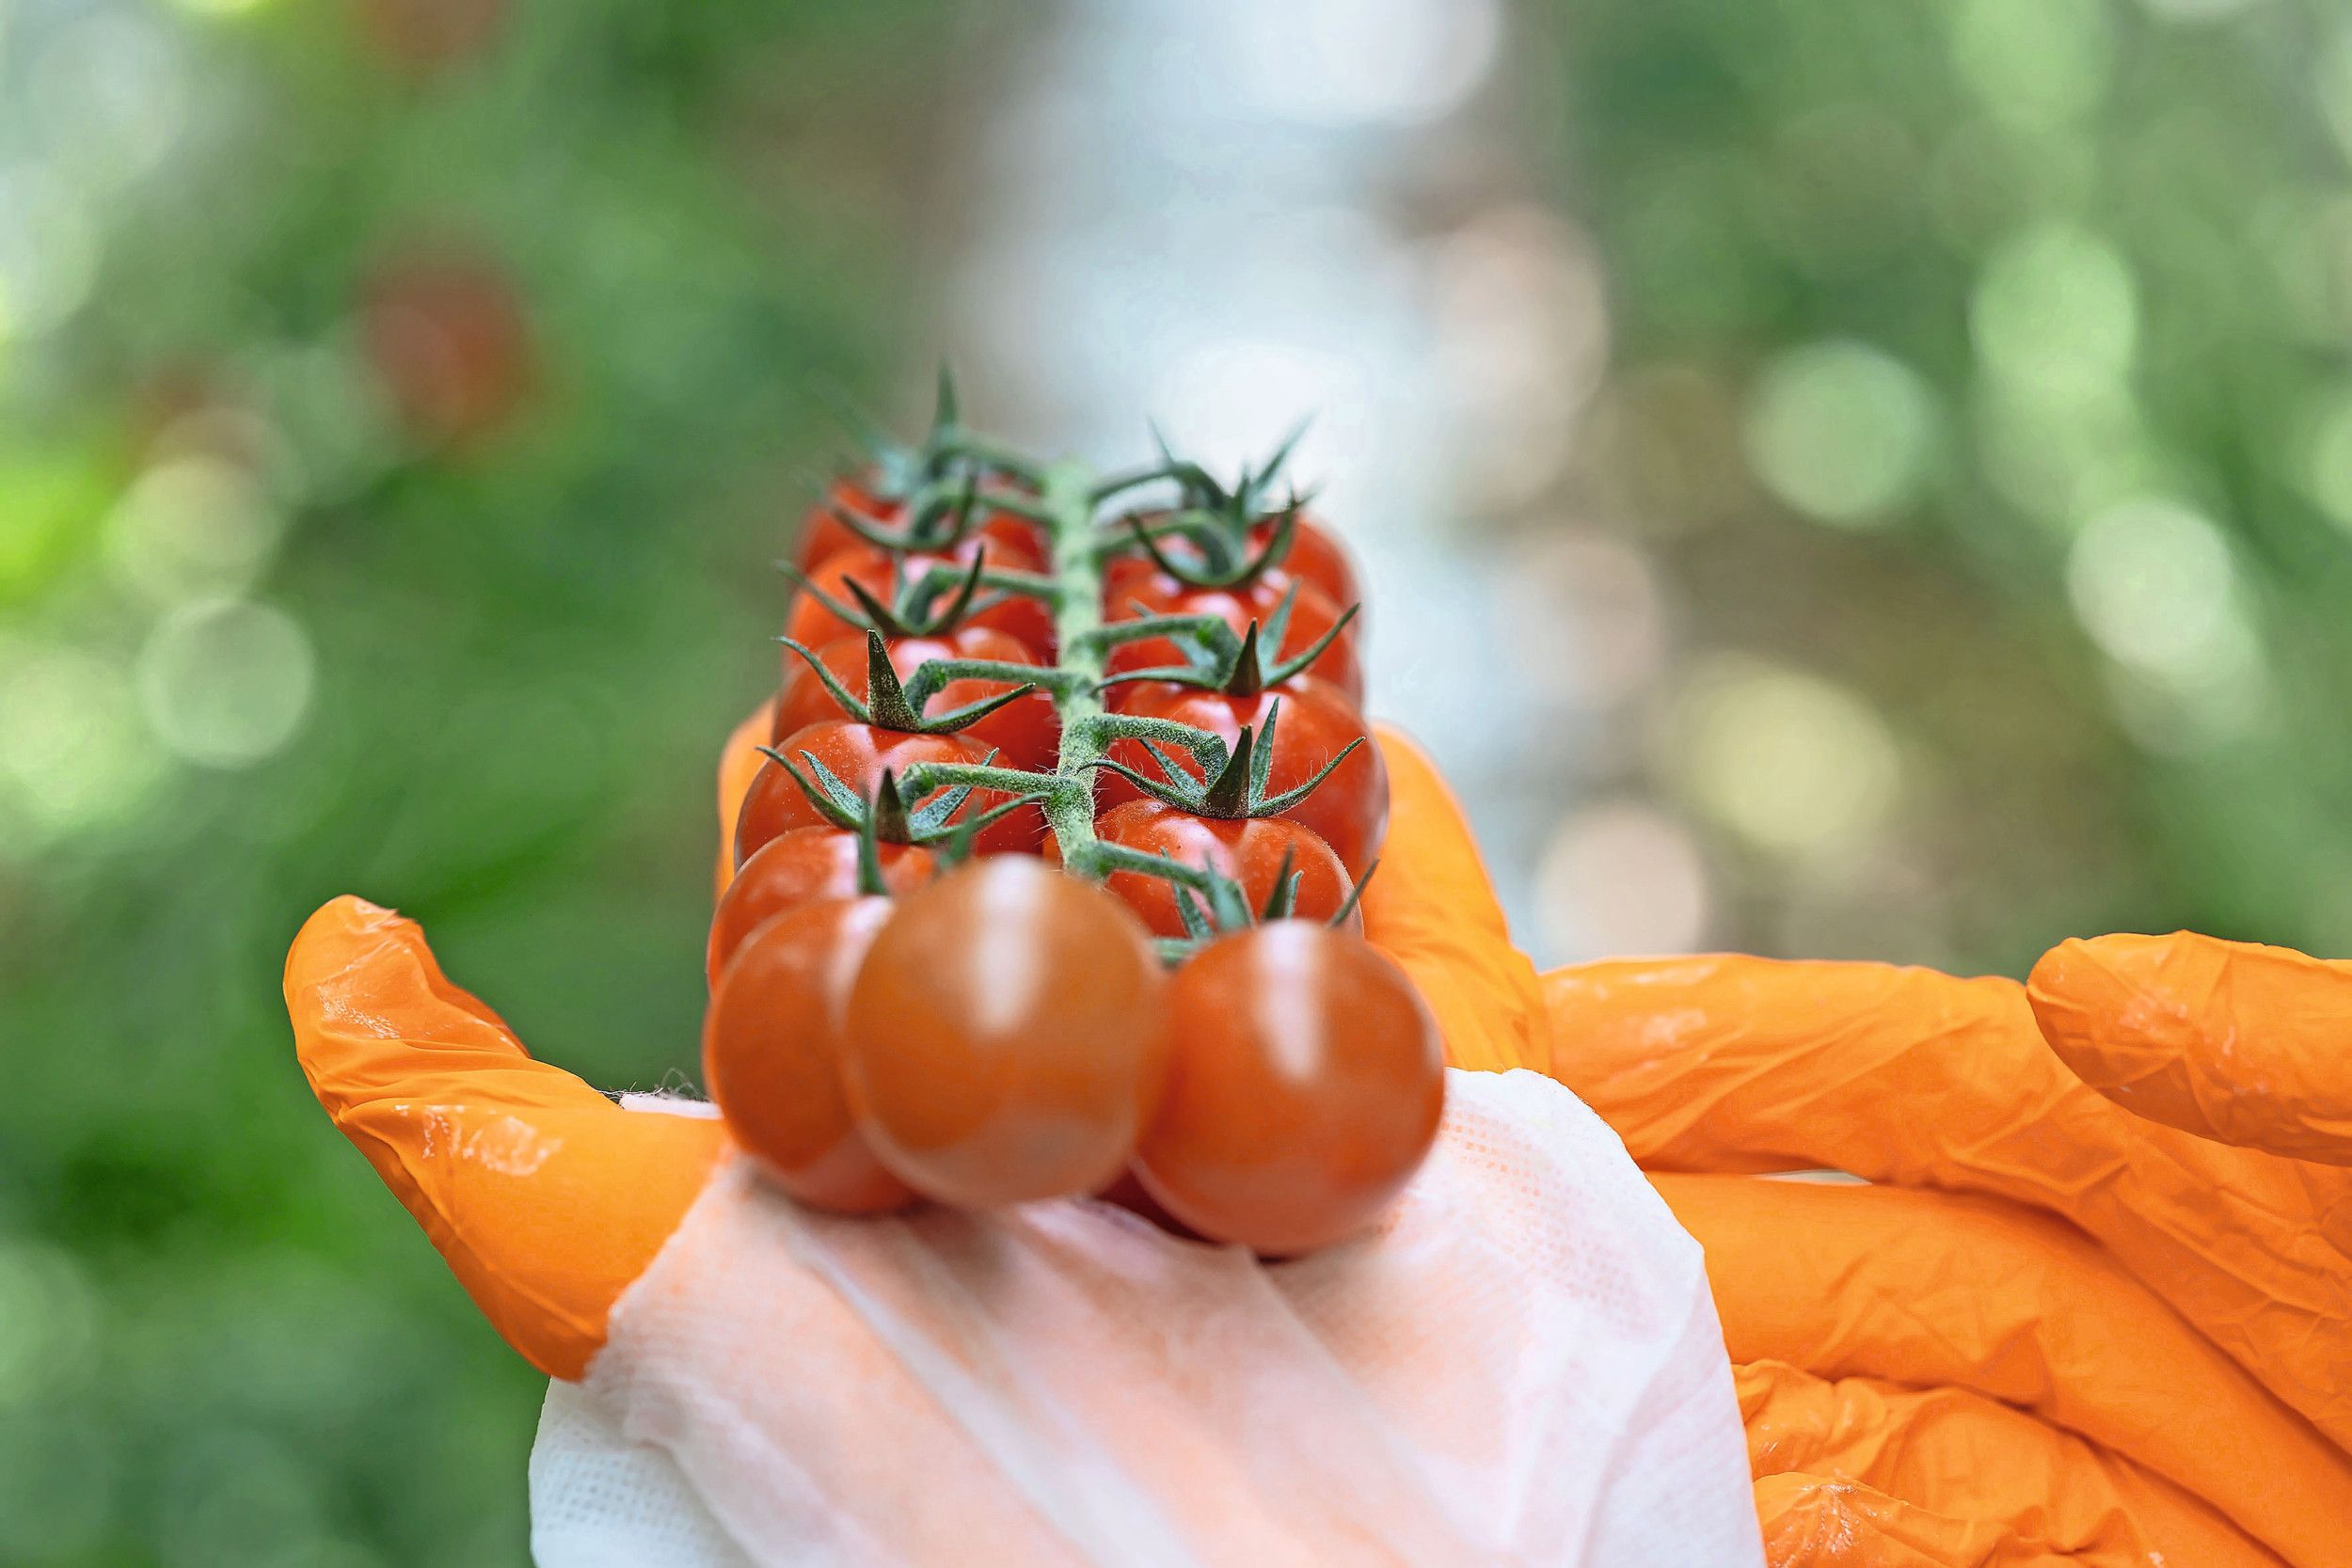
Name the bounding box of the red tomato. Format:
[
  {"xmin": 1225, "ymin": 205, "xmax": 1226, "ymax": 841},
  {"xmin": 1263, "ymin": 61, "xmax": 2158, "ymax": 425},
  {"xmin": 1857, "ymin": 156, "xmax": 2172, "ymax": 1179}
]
[
  {"xmin": 735, "ymin": 721, "xmax": 1041, "ymax": 865},
  {"xmin": 775, "ymin": 627, "xmax": 1058, "ymax": 771},
  {"xmin": 791, "ymin": 541, "xmax": 1056, "ymax": 656},
  {"xmin": 843, "ymin": 857, "xmax": 1168, "ymax": 1206},
  {"xmin": 793, "ymin": 475, "xmax": 1045, "ymax": 576},
  {"xmin": 1258, "ymin": 514, "xmax": 1359, "ymax": 612},
  {"xmin": 1135, "ymin": 923, "xmax": 1444, "ymax": 1254},
  {"xmin": 1100, "ymin": 675, "xmax": 1387, "ymax": 879},
  {"xmin": 707, "ymin": 828, "xmax": 935, "ymax": 987},
  {"xmin": 1101, "ymin": 563, "xmax": 1359, "ymax": 703},
  {"xmin": 1133, "ymin": 512, "xmax": 1359, "ymax": 614},
  {"xmin": 1055, "ymin": 800, "xmax": 1357, "ymax": 937},
  {"xmin": 360, "ymin": 250, "xmax": 532, "ymax": 445},
  {"xmin": 703, "ymin": 898, "xmax": 917, "ymax": 1214}
]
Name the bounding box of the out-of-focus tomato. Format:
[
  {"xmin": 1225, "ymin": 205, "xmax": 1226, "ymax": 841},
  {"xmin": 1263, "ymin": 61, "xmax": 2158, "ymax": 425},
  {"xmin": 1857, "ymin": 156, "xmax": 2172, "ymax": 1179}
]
[
  {"xmin": 775, "ymin": 626, "xmax": 1057, "ymax": 770},
  {"xmin": 707, "ymin": 828, "xmax": 935, "ymax": 987},
  {"xmin": 1100, "ymin": 675, "xmax": 1386, "ymax": 879},
  {"xmin": 360, "ymin": 249, "xmax": 532, "ymax": 446},
  {"xmin": 1256, "ymin": 514, "xmax": 1358, "ymax": 611},
  {"xmin": 1101, "ymin": 564, "xmax": 1359, "ymax": 703},
  {"xmin": 790, "ymin": 542, "xmax": 1055, "ymax": 656},
  {"xmin": 703, "ymin": 899, "xmax": 917, "ymax": 1214},
  {"xmin": 793, "ymin": 476, "xmax": 1046, "ymax": 576},
  {"xmin": 1135, "ymin": 922, "xmax": 1444, "ymax": 1255},
  {"xmin": 735, "ymin": 721, "xmax": 1040, "ymax": 865},
  {"xmin": 1054, "ymin": 800, "xmax": 1357, "ymax": 938},
  {"xmin": 842, "ymin": 857, "xmax": 1168, "ymax": 1207}
]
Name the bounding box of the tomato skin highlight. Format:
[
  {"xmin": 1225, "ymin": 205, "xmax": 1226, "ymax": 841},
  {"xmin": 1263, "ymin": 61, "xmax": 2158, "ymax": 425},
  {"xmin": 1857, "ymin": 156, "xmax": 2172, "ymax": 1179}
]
[
  {"xmin": 734, "ymin": 721, "xmax": 1041, "ymax": 867},
  {"xmin": 704, "ymin": 898, "xmax": 918, "ymax": 1214},
  {"xmin": 707, "ymin": 828, "xmax": 934, "ymax": 988},
  {"xmin": 791, "ymin": 541, "xmax": 1055, "ymax": 656},
  {"xmin": 1101, "ymin": 563, "xmax": 1360, "ymax": 703},
  {"xmin": 1136, "ymin": 923, "xmax": 1444, "ymax": 1255},
  {"xmin": 1100, "ymin": 675, "xmax": 1387, "ymax": 879},
  {"xmin": 1058, "ymin": 800, "xmax": 1358, "ymax": 938},
  {"xmin": 843, "ymin": 857, "xmax": 1169, "ymax": 1207},
  {"xmin": 774, "ymin": 626, "xmax": 1057, "ymax": 771}
]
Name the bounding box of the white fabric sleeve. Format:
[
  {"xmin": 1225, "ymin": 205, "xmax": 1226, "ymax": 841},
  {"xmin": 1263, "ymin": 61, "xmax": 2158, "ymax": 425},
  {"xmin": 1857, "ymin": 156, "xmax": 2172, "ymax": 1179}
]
[{"xmin": 530, "ymin": 1069, "xmax": 1764, "ymax": 1567}]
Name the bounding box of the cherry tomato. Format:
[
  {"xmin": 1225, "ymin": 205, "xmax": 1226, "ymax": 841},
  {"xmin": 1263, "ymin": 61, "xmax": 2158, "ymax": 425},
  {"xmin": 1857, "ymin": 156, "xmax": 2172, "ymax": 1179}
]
[
  {"xmin": 1100, "ymin": 674, "xmax": 1387, "ymax": 879},
  {"xmin": 703, "ymin": 898, "xmax": 916, "ymax": 1214},
  {"xmin": 1054, "ymin": 800, "xmax": 1358, "ymax": 938},
  {"xmin": 775, "ymin": 626, "xmax": 1058, "ymax": 771},
  {"xmin": 794, "ymin": 474, "xmax": 1046, "ymax": 576},
  {"xmin": 1101, "ymin": 563, "xmax": 1359, "ymax": 703},
  {"xmin": 735, "ymin": 721, "xmax": 1041, "ymax": 865},
  {"xmin": 707, "ymin": 827, "xmax": 934, "ymax": 987},
  {"xmin": 1132, "ymin": 512, "xmax": 1359, "ymax": 614},
  {"xmin": 1135, "ymin": 923, "xmax": 1444, "ymax": 1255},
  {"xmin": 791, "ymin": 541, "xmax": 1056, "ymax": 656},
  {"xmin": 360, "ymin": 250, "xmax": 532, "ymax": 446},
  {"xmin": 842, "ymin": 857, "xmax": 1168, "ymax": 1206},
  {"xmin": 1257, "ymin": 514, "xmax": 1359, "ymax": 612}
]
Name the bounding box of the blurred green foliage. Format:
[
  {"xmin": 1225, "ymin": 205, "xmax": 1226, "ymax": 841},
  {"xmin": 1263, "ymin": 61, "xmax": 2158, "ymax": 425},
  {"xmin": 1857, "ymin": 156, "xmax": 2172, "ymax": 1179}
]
[
  {"xmin": 1557, "ymin": 0, "xmax": 2352, "ymax": 973},
  {"xmin": 0, "ymin": 0, "xmax": 954, "ymax": 1561},
  {"xmin": 11, "ymin": 0, "xmax": 2352, "ymax": 1560}
]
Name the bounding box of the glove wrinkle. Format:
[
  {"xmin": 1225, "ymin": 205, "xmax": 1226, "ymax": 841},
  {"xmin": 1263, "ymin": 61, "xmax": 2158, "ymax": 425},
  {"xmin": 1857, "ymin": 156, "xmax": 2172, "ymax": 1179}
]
[{"xmin": 1547, "ymin": 957, "xmax": 2352, "ymax": 1452}]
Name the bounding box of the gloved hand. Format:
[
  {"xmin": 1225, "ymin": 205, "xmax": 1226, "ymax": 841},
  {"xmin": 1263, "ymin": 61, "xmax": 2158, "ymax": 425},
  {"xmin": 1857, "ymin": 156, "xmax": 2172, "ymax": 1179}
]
[
  {"xmin": 290, "ymin": 706, "xmax": 1557, "ymax": 1382},
  {"xmin": 287, "ymin": 710, "xmax": 1761, "ymax": 1565},
  {"xmin": 1549, "ymin": 938, "xmax": 2352, "ymax": 1566},
  {"xmin": 290, "ymin": 704, "xmax": 2352, "ymax": 1565}
]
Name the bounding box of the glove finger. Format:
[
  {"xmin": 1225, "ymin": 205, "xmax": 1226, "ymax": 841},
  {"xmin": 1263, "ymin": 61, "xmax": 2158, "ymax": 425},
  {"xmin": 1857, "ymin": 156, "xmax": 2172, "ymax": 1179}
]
[
  {"xmin": 286, "ymin": 895, "xmax": 726, "ymax": 1378},
  {"xmin": 1358, "ymin": 724, "xmax": 1553, "ymax": 1074},
  {"xmin": 1548, "ymin": 956, "xmax": 2352, "ymax": 1452},
  {"xmin": 2029, "ymin": 932, "xmax": 2352, "ymax": 1165},
  {"xmin": 1660, "ymin": 1174, "xmax": 2351, "ymax": 1568},
  {"xmin": 716, "ymin": 698, "xmax": 776, "ymax": 897},
  {"xmin": 1743, "ymin": 1364, "xmax": 2289, "ymax": 1568}
]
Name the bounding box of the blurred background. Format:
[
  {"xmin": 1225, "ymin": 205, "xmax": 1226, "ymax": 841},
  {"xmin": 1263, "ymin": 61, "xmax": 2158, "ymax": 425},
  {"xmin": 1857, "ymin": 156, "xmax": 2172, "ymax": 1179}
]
[{"xmin": 4, "ymin": 0, "xmax": 2349, "ymax": 1560}]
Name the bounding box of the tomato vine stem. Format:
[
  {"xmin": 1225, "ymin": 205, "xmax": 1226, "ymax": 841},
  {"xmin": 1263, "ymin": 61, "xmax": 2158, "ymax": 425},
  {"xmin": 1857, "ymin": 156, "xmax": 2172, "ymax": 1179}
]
[{"xmin": 1040, "ymin": 457, "xmax": 1109, "ymax": 869}]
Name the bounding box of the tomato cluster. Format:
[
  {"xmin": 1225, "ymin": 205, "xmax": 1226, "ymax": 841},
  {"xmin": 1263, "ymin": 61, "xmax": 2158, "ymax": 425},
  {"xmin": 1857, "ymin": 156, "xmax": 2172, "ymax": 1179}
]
[{"xmin": 702, "ymin": 413, "xmax": 1441, "ymax": 1255}]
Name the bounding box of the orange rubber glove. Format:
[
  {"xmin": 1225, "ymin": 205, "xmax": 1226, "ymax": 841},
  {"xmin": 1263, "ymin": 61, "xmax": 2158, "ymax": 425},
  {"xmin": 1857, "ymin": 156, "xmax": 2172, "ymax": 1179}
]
[{"xmin": 1550, "ymin": 942, "xmax": 2352, "ymax": 1566}]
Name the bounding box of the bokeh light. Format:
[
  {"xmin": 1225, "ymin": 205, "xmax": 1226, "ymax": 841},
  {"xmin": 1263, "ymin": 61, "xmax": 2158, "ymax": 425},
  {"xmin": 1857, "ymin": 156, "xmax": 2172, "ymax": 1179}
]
[
  {"xmin": 1743, "ymin": 340, "xmax": 1938, "ymax": 528},
  {"xmin": 2065, "ymin": 498, "xmax": 2269, "ymax": 745},
  {"xmin": 1950, "ymin": 0, "xmax": 2114, "ymax": 128},
  {"xmin": 1231, "ymin": 0, "xmax": 1502, "ymax": 127},
  {"xmin": 135, "ymin": 598, "xmax": 317, "ymax": 768},
  {"xmin": 1972, "ymin": 222, "xmax": 2139, "ymax": 402},
  {"xmin": 0, "ymin": 639, "xmax": 164, "ymax": 848},
  {"xmin": 1535, "ymin": 800, "xmax": 1711, "ymax": 960},
  {"xmin": 102, "ymin": 457, "xmax": 288, "ymax": 605},
  {"xmin": 1662, "ymin": 657, "xmax": 1904, "ymax": 863}
]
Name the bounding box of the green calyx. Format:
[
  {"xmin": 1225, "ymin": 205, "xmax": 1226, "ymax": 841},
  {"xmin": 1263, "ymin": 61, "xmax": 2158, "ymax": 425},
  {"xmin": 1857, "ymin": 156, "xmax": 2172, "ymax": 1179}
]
[
  {"xmin": 1095, "ymin": 599, "xmax": 1359, "ymax": 698},
  {"xmin": 778, "ymin": 628, "xmax": 1039, "ymax": 736},
  {"xmin": 755, "ymin": 753, "xmax": 1043, "ymax": 849},
  {"xmin": 1089, "ymin": 701, "xmax": 1361, "ymax": 821},
  {"xmin": 780, "ymin": 549, "xmax": 1010, "ymax": 641},
  {"xmin": 829, "ymin": 365, "xmax": 1043, "ymax": 500},
  {"xmin": 1097, "ymin": 422, "xmax": 1317, "ymax": 584},
  {"xmin": 1115, "ymin": 505, "xmax": 1297, "ymax": 592},
  {"xmin": 1066, "ymin": 839, "xmax": 1379, "ymax": 966}
]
